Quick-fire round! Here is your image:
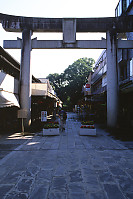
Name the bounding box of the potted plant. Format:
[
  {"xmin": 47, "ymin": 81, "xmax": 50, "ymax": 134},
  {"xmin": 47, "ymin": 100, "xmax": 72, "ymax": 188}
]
[
  {"xmin": 79, "ymin": 121, "xmax": 96, "ymax": 136},
  {"xmin": 81, "ymin": 120, "xmax": 94, "ymax": 125},
  {"xmin": 43, "ymin": 121, "xmax": 59, "ymax": 136}
]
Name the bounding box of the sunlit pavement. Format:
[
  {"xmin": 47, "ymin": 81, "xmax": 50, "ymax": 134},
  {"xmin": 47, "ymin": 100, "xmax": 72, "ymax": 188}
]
[{"xmin": 0, "ymin": 112, "xmax": 133, "ymax": 199}]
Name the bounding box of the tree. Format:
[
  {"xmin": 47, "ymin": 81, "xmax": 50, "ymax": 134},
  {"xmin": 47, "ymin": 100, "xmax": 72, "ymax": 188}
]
[{"xmin": 47, "ymin": 57, "xmax": 95, "ymax": 109}]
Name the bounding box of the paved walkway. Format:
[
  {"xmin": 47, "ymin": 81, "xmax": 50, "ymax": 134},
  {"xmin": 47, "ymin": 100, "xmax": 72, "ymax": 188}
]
[{"xmin": 0, "ymin": 113, "xmax": 133, "ymax": 199}]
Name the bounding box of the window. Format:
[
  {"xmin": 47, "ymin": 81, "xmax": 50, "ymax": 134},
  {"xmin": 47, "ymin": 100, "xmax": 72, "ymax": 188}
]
[
  {"xmin": 130, "ymin": 59, "xmax": 133, "ymax": 77},
  {"xmin": 120, "ymin": 61, "xmax": 127, "ymax": 81},
  {"xmin": 102, "ymin": 76, "xmax": 107, "ymax": 87},
  {"xmin": 123, "ymin": 0, "xmax": 127, "ymax": 11},
  {"xmin": 103, "ymin": 64, "xmax": 107, "ymax": 74},
  {"xmin": 115, "ymin": 7, "xmax": 118, "ymax": 17},
  {"xmin": 115, "ymin": 0, "xmax": 133, "ymax": 16},
  {"xmin": 119, "ymin": 0, "xmax": 122, "ymax": 16},
  {"xmin": 127, "ymin": 0, "xmax": 130, "ymax": 7}
]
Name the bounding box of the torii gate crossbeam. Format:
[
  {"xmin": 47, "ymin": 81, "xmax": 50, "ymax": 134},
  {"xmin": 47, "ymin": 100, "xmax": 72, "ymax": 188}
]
[
  {"xmin": 3, "ymin": 39, "xmax": 133, "ymax": 49},
  {"xmin": 0, "ymin": 13, "xmax": 133, "ymax": 33}
]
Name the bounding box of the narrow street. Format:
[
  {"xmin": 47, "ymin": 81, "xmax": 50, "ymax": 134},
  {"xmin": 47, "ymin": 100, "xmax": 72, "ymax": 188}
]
[{"xmin": 0, "ymin": 112, "xmax": 133, "ymax": 199}]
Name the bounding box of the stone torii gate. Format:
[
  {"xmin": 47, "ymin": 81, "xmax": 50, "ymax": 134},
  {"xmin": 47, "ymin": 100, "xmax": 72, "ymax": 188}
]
[{"xmin": 0, "ymin": 13, "xmax": 133, "ymax": 129}]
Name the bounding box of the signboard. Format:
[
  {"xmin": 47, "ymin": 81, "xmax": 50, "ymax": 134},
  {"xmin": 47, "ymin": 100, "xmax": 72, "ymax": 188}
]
[
  {"xmin": 41, "ymin": 111, "xmax": 47, "ymax": 122},
  {"xmin": 85, "ymin": 84, "xmax": 90, "ymax": 88},
  {"xmin": 18, "ymin": 109, "xmax": 28, "ymax": 118},
  {"xmin": 85, "ymin": 84, "xmax": 90, "ymax": 91}
]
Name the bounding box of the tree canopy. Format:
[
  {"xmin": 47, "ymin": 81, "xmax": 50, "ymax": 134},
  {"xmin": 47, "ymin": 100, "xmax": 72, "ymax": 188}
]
[{"xmin": 47, "ymin": 57, "xmax": 95, "ymax": 109}]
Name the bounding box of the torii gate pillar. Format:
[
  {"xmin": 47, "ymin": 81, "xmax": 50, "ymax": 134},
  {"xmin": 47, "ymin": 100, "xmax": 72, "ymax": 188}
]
[
  {"xmin": 106, "ymin": 31, "xmax": 118, "ymax": 128},
  {"xmin": 20, "ymin": 29, "xmax": 32, "ymax": 129}
]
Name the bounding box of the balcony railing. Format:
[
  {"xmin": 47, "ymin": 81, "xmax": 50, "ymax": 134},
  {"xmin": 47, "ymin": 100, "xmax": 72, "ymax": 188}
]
[
  {"xmin": 91, "ymin": 85, "xmax": 107, "ymax": 95},
  {"xmin": 119, "ymin": 76, "xmax": 133, "ymax": 90},
  {"xmin": 91, "ymin": 65, "xmax": 107, "ymax": 84}
]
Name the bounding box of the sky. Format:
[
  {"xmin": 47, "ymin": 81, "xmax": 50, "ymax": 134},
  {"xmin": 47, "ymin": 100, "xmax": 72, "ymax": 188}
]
[{"xmin": 0, "ymin": 0, "xmax": 119, "ymax": 78}]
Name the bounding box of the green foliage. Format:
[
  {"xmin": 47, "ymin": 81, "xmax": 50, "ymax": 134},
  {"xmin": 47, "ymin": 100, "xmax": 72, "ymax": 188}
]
[
  {"xmin": 43, "ymin": 121, "xmax": 59, "ymax": 129},
  {"xmin": 46, "ymin": 57, "xmax": 95, "ymax": 108}
]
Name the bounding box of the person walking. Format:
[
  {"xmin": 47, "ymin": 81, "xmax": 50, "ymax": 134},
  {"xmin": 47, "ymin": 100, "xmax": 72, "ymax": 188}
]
[{"xmin": 59, "ymin": 109, "xmax": 67, "ymax": 132}]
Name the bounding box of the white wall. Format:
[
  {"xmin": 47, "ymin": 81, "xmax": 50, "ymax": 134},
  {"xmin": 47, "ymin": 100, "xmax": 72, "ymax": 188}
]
[
  {"xmin": 0, "ymin": 71, "xmax": 19, "ymax": 94},
  {"xmin": 32, "ymin": 83, "xmax": 47, "ymax": 96}
]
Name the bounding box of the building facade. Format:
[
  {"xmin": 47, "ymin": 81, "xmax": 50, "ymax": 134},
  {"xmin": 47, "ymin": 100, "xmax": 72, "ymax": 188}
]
[
  {"xmin": 91, "ymin": 0, "xmax": 133, "ymax": 127},
  {"xmin": 117, "ymin": 0, "xmax": 133, "ymax": 127},
  {"xmin": 0, "ymin": 46, "xmax": 61, "ymax": 131},
  {"xmin": 91, "ymin": 50, "xmax": 107, "ymax": 123}
]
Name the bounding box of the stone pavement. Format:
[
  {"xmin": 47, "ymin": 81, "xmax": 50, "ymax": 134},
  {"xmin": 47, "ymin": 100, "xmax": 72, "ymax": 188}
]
[
  {"xmin": 0, "ymin": 132, "xmax": 32, "ymax": 160},
  {"xmin": 0, "ymin": 112, "xmax": 133, "ymax": 199}
]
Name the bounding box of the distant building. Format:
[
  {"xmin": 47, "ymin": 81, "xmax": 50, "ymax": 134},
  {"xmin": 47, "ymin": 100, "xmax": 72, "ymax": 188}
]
[
  {"xmin": 91, "ymin": 50, "xmax": 107, "ymax": 100},
  {"xmin": 91, "ymin": 50, "xmax": 107, "ymax": 122},
  {"xmin": 31, "ymin": 78, "xmax": 62, "ymax": 122}
]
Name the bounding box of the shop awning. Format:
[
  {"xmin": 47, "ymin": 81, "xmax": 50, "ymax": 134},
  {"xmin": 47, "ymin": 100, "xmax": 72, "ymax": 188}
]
[{"xmin": 0, "ymin": 90, "xmax": 20, "ymax": 108}]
